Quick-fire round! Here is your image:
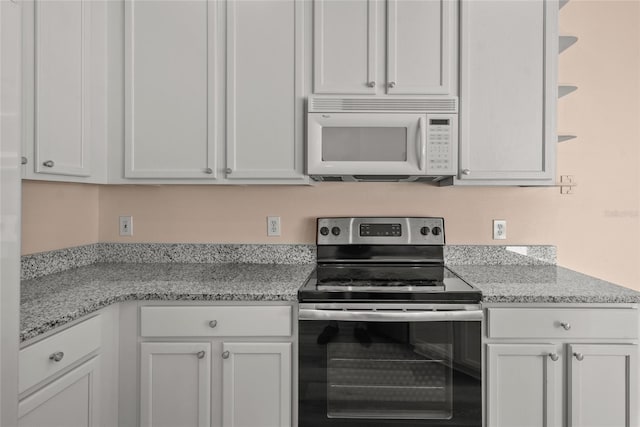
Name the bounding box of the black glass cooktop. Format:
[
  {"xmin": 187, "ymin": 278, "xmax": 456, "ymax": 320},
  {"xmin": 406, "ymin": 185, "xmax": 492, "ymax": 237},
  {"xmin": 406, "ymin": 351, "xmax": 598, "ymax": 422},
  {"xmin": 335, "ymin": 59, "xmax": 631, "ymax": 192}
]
[{"xmin": 298, "ymin": 264, "xmax": 481, "ymax": 303}]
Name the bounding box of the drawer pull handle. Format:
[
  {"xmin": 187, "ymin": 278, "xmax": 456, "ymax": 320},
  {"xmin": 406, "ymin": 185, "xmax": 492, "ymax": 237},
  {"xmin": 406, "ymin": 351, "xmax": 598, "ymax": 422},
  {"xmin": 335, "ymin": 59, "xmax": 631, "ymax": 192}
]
[
  {"xmin": 42, "ymin": 160, "xmax": 54, "ymax": 168},
  {"xmin": 208, "ymin": 320, "xmax": 217, "ymax": 328},
  {"xmin": 222, "ymin": 351, "xmax": 230, "ymax": 359},
  {"xmin": 548, "ymin": 353, "xmax": 559, "ymax": 361},
  {"xmin": 196, "ymin": 351, "xmax": 205, "ymax": 359},
  {"xmin": 574, "ymin": 352, "xmax": 584, "ymax": 361},
  {"xmin": 49, "ymin": 351, "xmax": 64, "ymax": 362},
  {"xmin": 560, "ymin": 322, "xmax": 571, "ymax": 330}
]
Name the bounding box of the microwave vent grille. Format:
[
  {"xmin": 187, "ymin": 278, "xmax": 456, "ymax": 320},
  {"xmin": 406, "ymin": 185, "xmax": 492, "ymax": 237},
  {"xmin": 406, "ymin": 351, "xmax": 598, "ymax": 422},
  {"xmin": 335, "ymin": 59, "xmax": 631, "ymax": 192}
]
[{"xmin": 310, "ymin": 97, "xmax": 458, "ymax": 113}]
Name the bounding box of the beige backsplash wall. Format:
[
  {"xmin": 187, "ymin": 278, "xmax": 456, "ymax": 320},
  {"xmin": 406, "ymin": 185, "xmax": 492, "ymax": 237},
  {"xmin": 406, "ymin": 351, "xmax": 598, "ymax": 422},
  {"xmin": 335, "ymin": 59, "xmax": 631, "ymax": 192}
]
[
  {"xmin": 21, "ymin": 0, "xmax": 640, "ymax": 289},
  {"xmin": 22, "ymin": 181, "xmax": 99, "ymax": 254}
]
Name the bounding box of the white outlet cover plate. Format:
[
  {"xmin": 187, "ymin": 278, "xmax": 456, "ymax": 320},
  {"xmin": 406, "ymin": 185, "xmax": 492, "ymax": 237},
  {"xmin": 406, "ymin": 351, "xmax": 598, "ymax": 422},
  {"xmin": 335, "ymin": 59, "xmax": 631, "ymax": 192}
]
[
  {"xmin": 267, "ymin": 216, "xmax": 281, "ymax": 237},
  {"xmin": 493, "ymin": 219, "xmax": 507, "ymax": 240},
  {"xmin": 119, "ymin": 216, "xmax": 133, "ymax": 236}
]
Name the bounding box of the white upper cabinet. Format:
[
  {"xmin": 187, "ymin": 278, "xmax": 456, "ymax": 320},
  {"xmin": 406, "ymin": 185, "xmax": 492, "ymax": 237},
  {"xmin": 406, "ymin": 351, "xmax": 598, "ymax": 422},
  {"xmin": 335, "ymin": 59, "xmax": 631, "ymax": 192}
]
[
  {"xmin": 124, "ymin": 0, "xmax": 217, "ymax": 179},
  {"xmin": 225, "ymin": 0, "xmax": 307, "ymax": 180},
  {"xmin": 456, "ymin": 0, "xmax": 557, "ymax": 184},
  {"xmin": 22, "ymin": 0, "xmax": 107, "ymax": 182},
  {"xmin": 387, "ymin": 0, "xmax": 454, "ymax": 95},
  {"xmin": 313, "ymin": 0, "xmax": 377, "ymax": 94},
  {"xmin": 120, "ymin": 0, "xmax": 307, "ymax": 183},
  {"xmin": 313, "ymin": 0, "xmax": 456, "ymax": 96}
]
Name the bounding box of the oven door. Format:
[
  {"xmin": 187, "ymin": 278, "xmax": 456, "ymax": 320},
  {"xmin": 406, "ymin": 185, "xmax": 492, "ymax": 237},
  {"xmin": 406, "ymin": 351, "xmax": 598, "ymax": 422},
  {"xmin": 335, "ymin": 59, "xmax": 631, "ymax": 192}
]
[
  {"xmin": 298, "ymin": 304, "xmax": 482, "ymax": 427},
  {"xmin": 307, "ymin": 113, "xmax": 427, "ymax": 176}
]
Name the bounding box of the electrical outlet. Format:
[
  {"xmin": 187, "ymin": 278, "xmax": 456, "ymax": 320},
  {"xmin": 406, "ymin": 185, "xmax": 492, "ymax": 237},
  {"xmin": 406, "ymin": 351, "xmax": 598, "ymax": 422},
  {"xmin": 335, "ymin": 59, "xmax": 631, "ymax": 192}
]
[
  {"xmin": 493, "ymin": 220, "xmax": 506, "ymax": 240},
  {"xmin": 267, "ymin": 216, "xmax": 281, "ymax": 237},
  {"xmin": 119, "ymin": 216, "xmax": 133, "ymax": 236}
]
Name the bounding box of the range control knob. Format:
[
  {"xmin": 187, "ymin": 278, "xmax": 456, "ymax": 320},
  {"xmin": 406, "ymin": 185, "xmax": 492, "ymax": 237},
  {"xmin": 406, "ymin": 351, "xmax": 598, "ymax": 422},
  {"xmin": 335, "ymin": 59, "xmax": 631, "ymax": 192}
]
[
  {"xmin": 431, "ymin": 226, "xmax": 442, "ymax": 236},
  {"xmin": 420, "ymin": 226, "xmax": 430, "ymax": 236},
  {"xmin": 331, "ymin": 227, "xmax": 341, "ymax": 236},
  {"xmin": 320, "ymin": 226, "xmax": 330, "ymax": 236}
]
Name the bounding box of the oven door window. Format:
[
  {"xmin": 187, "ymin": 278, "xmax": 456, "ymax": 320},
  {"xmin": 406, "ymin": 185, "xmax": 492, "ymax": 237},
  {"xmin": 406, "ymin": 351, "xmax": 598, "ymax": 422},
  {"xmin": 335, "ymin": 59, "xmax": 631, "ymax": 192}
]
[
  {"xmin": 326, "ymin": 323, "xmax": 452, "ymax": 420},
  {"xmin": 299, "ymin": 320, "xmax": 481, "ymax": 426}
]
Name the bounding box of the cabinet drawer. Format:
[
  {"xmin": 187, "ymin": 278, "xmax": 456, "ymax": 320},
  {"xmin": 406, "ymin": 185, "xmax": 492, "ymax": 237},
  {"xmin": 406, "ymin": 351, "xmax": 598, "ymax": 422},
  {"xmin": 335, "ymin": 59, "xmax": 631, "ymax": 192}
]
[
  {"xmin": 487, "ymin": 308, "xmax": 639, "ymax": 340},
  {"xmin": 19, "ymin": 316, "xmax": 101, "ymax": 393},
  {"xmin": 140, "ymin": 306, "xmax": 292, "ymax": 337}
]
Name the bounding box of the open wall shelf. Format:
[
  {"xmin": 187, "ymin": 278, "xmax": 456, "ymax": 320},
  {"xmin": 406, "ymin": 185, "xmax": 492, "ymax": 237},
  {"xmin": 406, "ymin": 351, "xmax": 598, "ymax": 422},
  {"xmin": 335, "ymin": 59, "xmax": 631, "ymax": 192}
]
[
  {"xmin": 559, "ymin": 35, "xmax": 578, "ymax": 53},
  {"xmin": 558, "ymin": 135, "xmax": 577, "ymax": 143},
  {"xmin": 559, "ymin": 85, "xmax": 578, "ymax": 98}
]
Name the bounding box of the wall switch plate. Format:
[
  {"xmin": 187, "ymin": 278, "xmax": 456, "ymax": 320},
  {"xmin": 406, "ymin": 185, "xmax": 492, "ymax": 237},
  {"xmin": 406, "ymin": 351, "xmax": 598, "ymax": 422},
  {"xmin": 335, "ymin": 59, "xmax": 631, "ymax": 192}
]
[
  {"xmin": 119, "ymin": 216, "xmax": 133, "ymax": 236},
  {"xmin": 493, "ymin": 219, "xmax": 506, "ymax": 240},
  {"xmin": 267, "ymin": 216, "xmax": 281, "ymax": 237}
]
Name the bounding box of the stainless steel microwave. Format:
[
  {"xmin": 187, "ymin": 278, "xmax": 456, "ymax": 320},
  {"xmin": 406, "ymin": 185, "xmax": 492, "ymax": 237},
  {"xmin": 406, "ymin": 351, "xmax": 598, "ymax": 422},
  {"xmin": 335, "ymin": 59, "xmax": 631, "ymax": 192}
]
[{"xmin": 307, "ymin": 96, "xmax": 458, "ymax": 182}]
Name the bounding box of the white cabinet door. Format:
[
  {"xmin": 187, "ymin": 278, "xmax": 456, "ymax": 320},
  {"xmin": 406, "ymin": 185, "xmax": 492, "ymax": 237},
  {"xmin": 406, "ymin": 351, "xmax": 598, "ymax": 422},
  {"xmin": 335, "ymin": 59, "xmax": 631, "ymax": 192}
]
[
  {"xmin": 568, "ymin": 344, "xmax": 638, "ymax": 427},
  {"xmin": 225, "ymin": 0, "xmax": 306, "ymax": 180},
  {"xmin": 458, "ymin": 0, "xmax": 557, "ymax": 183},
  {"xmin": 222, "ymin": 342, "xmax": 291, "ymax": 427},
  {"xmin": 125, "ymin": 0, "xmax": 217, "ymax": 179},
  {"xmin": 140, "ymin": 342, "xmax": 211, "ymax": 427},
  {"xmin": 487, "ymin": 344, "xmax": 561, "ymax": 427},
  {"xmin": 387, "ymin": 0, "xmax": 455, "ymax": 95},
  {"xmin": 22, "ymin": 0, "xmax": 92, "ymax": 177},
  {"xmin": 313, "ymin": 0, "xmax": 377, "ymax": 94},
  {"xmin": 18, "ymin": 356, "xmax": 100, "ymax": 427}
]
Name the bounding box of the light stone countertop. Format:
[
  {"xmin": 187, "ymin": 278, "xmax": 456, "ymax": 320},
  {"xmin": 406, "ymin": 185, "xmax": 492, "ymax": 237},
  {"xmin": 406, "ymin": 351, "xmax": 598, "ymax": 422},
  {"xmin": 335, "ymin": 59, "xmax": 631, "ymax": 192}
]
[
  {"xmin": 20, "ymin": 262, "xmax": 315, "ymax": 342},
  {"xmin": 448, "ymin": 265, "xmax": 640, "ymax": 304},
  {"xmin": 21, "ymin": 260, "xmax": 640, "ymax": 343}
]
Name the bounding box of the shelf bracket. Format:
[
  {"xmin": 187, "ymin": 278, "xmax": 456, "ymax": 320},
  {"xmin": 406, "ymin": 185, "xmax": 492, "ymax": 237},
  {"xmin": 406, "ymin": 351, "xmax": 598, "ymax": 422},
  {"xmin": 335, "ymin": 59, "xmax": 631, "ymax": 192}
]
[{"xmin": 557, "ymin": 175, "xmax": 577, "ymax": 194}]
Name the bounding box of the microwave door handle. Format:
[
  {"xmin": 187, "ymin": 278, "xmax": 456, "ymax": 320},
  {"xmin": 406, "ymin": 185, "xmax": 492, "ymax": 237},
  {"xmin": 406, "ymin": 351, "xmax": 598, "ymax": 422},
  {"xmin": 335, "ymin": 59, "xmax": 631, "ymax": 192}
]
[{"xmin": 417, "ymin": 117, "xmax": 426, "ymax": 171}]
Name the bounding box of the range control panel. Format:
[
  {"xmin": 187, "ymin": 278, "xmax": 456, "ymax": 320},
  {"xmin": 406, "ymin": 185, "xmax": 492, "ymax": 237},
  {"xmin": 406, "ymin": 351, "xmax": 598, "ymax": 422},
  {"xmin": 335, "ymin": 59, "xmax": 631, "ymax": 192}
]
[
  {"xmin": 425, "ymin": 115, "xmax": 458, "ymax": 176},
  {"xmin": 317, "ymin": 217, "xmax": 445, "ymax": 245}
]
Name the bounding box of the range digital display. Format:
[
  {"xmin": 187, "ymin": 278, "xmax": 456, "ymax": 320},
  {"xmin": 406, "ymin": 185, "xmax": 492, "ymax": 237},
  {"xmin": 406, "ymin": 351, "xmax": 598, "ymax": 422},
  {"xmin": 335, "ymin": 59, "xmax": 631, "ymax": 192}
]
[{"xmin": 360, "ymin": 223, "xmax": 402, "ymax": 237}]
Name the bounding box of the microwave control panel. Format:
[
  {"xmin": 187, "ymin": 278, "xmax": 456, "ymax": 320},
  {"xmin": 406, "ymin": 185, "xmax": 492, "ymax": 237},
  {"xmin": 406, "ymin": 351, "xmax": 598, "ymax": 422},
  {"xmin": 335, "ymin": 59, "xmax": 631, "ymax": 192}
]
[{"xmin": 425, "ymin": 115, "xmax": 458, "ymax": 175}]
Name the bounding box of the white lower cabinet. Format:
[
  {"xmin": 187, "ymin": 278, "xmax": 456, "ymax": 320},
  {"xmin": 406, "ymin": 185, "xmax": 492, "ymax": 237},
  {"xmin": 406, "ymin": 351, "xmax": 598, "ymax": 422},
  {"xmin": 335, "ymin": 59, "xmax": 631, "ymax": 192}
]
[
  {"xmin": 140, "ymin": 342, "xmax": 212, "ymax": 427},
  {"xmin": 18, "ymin": 356, "xmax": 100, "ymax": 427},
  {"xmin": 487, "ymin": 344, "xmax": 560, "ymax": 427},
  {"xmin": 568, "ymin": 344, "xmax": 638, "ymax": 427},
  {"xmin": 222, "ymin": 342, "xmax": 291, "ymax": 427},
  {"xmin": 137, "ymin": 304, "xmax": 294, "ymax": 427},
  {"xmin": 486, "ymin": 306, "xmax": 640, "ymax": 427}
]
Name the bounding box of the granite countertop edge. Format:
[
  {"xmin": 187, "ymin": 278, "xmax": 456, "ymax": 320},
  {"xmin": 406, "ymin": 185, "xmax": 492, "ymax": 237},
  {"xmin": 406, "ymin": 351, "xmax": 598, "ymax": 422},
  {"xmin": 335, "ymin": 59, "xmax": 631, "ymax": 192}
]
[
  {"xmin": 21, "ymin": 289, "xmax": 299, "ymax": 342},
  {"xmin": 21, "ymin": 262, "xmax": 640, "ymax": 343}
]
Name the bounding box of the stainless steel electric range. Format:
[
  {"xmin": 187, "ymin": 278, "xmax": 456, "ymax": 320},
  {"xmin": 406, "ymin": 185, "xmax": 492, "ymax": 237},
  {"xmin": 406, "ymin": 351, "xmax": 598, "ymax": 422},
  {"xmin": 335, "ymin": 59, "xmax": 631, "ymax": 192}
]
[{"xmin": 298, "ymin": 217, "xmax": 482, "ymax": 427}]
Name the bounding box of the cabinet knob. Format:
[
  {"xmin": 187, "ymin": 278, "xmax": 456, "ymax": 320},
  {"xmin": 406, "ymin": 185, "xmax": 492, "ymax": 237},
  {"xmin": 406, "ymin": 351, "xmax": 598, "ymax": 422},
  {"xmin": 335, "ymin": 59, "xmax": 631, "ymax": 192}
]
[
  {"xmin": 42, "ymin": 160, "xmax": 54, "ymax": 168},
  {"xmin": 21, "ymin": 156, "xmax": 28, "ymax": 165},
  {"xmin": 49, "ymin": 351, "xmax": 64, "ymax": 362},
  {"xmin": 461, "ymin": 169, "xmax": 471, "ymax": 175},
  {"xmin": 366, "ymin": 81, "xmax": 376, "ymax": 88},
  {"xmin": 573, "ymin": 352, "xmax": 584, "ymax": 361},
  {"xmin": 388, "ymin": 81, "xmax": 396, "ymax": 88},
  {"xmin": 222, "ymin": 351, "xmax": 230, "ymax": 359},
  {"xmin": 548, "ymin": 352, "xmax": 559, "ymax": 361},
  {"xmin": 196, "ymin": 350, "xmax": 206, "ymax": 359},
  {"xmin": 208, "ymin": 320, "xmax": 217, "ymax": 328},
  {"xmin": 225, "ymin": 168, "xmax": 232, "ymax": 174},
  {"xmin": 204, "ymin": 168, "xmax": 213, "ymax": 174},
  {"xmin": 560, "ymin": 322, "xmax": 571, "ymax": 330}
]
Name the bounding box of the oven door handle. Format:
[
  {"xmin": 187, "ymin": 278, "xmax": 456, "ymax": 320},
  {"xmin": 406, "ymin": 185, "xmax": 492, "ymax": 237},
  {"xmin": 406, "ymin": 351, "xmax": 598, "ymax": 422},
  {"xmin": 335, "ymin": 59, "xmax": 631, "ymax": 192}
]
[{"xmin": 298, "ymin": 309, "xmax": 483, "ymax": 322}]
